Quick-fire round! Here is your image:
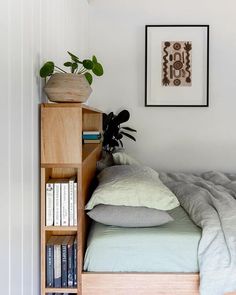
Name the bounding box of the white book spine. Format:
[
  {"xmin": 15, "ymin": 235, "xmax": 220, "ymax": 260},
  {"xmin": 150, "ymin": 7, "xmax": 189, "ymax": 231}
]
[
  {"xmin": 46, "ymin": 183, "xmax": 54, "ymax": 226},
  {"xmin": 61, "ymin": 182, "xmax": 69, "ymax": 226},
  {"xmin": 54, "ymin": 183, "xmax": 61, "ymax": 226},
  {"xmin": 69, "ymin": 179, "xmax": 74, "ymax": 226},
  {"xmin": 73, "ymin": 183, "xmax": 77, "ymax": 226}
]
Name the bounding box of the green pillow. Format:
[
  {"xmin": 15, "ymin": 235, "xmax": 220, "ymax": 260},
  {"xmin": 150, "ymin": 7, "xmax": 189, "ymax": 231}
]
[{"xmin": 85, "ymin": 165, "xmax": 179, "ymax": 211}]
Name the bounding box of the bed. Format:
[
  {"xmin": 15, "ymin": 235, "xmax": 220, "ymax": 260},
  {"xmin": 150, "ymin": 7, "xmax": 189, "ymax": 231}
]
[
  {"xmin": 81, "ymin": 161, "xmax": 236, "ymax": 295},
  {"xmin": 84, "ymin": 206, "xmax": 201, "ymax": 273}
]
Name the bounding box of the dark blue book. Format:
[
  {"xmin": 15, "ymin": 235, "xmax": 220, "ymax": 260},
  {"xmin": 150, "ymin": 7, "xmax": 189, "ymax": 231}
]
[
  {"xmin": 73, "ymin": 237, "xmax": 77, "ymax": 287},
  {"xmin": 46, "ymin": 236, "xmax": 56, "ymax": 287},
  {"xmin": 61, "ymin": 236, "xmax": 70, "ymax": 287},
  {"xmin": 67, "ymin": 236, "xmax": 75, "ymax": 287}
]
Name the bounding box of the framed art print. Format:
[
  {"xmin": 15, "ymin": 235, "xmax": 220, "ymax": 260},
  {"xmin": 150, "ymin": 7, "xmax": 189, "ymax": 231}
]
[{"xmin": 145, "ymin": 25, "xmax": 209, "ymax": 107}]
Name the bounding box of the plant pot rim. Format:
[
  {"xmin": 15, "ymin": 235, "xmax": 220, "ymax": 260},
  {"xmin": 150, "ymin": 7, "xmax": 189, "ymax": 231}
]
[{"xmin": 51, "ymin": 73, "xmax": 84, "ymax": 77}]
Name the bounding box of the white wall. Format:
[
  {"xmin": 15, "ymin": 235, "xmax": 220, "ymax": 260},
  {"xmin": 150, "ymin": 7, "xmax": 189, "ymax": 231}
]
[
  {"xmin": 0, "ymin": 0, "xmax": 88, "ymax": 294},
  {"xmin": 88, "ymin": 0, "xmax": 236, "ymax": 172}
]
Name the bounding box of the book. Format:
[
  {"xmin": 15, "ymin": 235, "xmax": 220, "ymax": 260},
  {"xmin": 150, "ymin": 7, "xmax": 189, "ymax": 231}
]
[
  {"xmin": 73, "ymin": 182, "xmax": 77, "ymax": 226},
  {"xmin": 46, "ymin": 236, "xmax": 57, "ymax": 287},
  {"xmin": 54, "ymin": 181, "xmax": 61, "ymax": 226},
  {"xmin": 73, "ymin": 237, "xmax": 77, "ymax": 287},
  {"xmin": 61, "ymin": 236, "xmax": 70, "ymax": 287},
  {"xmin": 67, "ymin": 236, "xmax": 75, "ymax": 287},
  {"xmin": 61, "ymin": 180, "xmax": 69, "ymax": 226},
  {"xmin": 82, "ymin": 134, "xmax": 101, "ymax": 140},
  {"xmin": 83, "ymin": 131, "xmax": 100, "ymax": 135},
  {"xmin": 83, "ymin": 139, "xmax": 101, "ymax": 144},
  {"xmin": 46, "ymin": 180, "xmax": 54, "ymax": 226},
  {"xmin": 54, "ymin": 236, "xmax": 62, "ymax": 288},
  {"xmin": 69, "ymin": 176, "xmax": 76, "ymax": 226}
]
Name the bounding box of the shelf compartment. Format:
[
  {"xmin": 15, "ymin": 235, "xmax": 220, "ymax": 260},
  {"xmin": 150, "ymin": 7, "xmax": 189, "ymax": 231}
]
[{"xmin": 82, "ymin": 143, "xmax": 102, "ymax": 162}]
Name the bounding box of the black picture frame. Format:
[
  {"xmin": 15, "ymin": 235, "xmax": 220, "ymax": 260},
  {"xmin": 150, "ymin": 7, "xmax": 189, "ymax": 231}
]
[{"xmin": 145, "ymin": 25, "xmax": 209, "ymax": 107}]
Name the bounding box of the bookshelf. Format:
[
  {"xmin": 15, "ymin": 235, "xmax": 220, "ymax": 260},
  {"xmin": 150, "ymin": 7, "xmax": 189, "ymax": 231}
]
[{"xmin": 41, "ymin": 103, "xmax": 102, "ymax": 295}]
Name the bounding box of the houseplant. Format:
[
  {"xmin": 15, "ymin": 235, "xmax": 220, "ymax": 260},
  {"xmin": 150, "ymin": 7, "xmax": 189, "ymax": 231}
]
[
  {"xmin": 97, "ymin": 109, "xmax": 137, "ymax": 171},
  {"xmin": 103, "ymin": 109, "xmax": 136, "ymax": 152},
  {"xmin": 39, "ymin": 51, "xmax": 104, "ymax": 103}
]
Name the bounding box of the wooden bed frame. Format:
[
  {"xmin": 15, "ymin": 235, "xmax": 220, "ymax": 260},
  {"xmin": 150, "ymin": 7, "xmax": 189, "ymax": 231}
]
[{"xmin": 80, "ymin": 129, "xmax": 200, "ymax": 294}]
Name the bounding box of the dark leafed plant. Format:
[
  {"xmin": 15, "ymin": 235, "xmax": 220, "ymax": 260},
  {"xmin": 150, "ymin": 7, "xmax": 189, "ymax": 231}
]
[
  {"xmin": 103, "ymin": 110, "xmax": 137, "ymax": 152},
  {"xmin": 39, "ymin": 51, "xmax": 103, "ymax": 85}
]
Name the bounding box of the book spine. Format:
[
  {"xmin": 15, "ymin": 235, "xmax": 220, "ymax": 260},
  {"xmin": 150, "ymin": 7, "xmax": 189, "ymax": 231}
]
[
  {"xmin": 83, "ymin": 139, "xmax": 101, "ymax": 144},
  {"xmin": 46, "ymin": 183, "xmax": 54, "ymax": 226},
  {"xmin": 73, "ymin": 183, "xmax": 77, "ymax": 226},
  {"xmin": 67, "ymin": 242, "xmax": 74, "ymax": 287},
  {"xmin": 82, "ymin": 135, "xmax": 101, "ymax": 139},
  {"xmin": 61, "ymin": 244, "xmax": 68, "ymax": 287},
  {"xmin": 61, "ymin": 183, "xmax": 69, "ymax": 226},
  {"xmin": 69, "ymin": 179, "xmax": 74, "ymax": 226},
  {"xmin": 73, "ymin": 238, "xmax": 77, "ymax": 287},
  {"xmin": 83, "ymin": 131, "xmax": 100, "ymax": 135},
  {"xmin": 46, "ymin": 244, "xmax": 54, "ymax": 287},
  {"xmin": 54, "ymin": 183, "xmax": 61, "ymax": 226},
  {"xmin": 54, "ymin": 244, "xmax": 62, "ymax": 288}
]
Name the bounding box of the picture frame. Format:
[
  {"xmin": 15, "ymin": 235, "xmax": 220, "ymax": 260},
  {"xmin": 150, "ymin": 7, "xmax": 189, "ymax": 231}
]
[{"xmin": 145, "ymin": 25, "xmax": 209, "ymax": 107}]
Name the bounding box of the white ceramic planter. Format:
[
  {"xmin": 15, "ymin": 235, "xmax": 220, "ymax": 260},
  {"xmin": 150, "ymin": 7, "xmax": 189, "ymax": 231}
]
[{"xmin": 44, "ymin": 73, "xmax": 92, "ymax": 103}]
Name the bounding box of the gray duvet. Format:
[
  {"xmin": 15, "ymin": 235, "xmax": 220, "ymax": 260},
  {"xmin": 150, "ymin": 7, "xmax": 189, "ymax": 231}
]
[{"xmin": 159, "ymin": 171, "xmax": 236, "ymax": 295}]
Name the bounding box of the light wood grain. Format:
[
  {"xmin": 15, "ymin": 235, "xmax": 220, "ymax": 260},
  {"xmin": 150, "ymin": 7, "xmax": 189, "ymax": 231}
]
[
  {"xmin": 82, "ymin": 111, "xmax": 102, "ymax": 132},
  {"xmin": 44, "ymin": 287, "xmax": 77, "ymax": 293},
  {"xmin": 82, "ymin": 273, "xmax": 200, "ymax": 295},
  {"xmin": 42, "ymin": 102, "xmax": 103, "ymax": 113},
  {"xmin": 41, "ymin": 105, "xmax": 82, "ymax": 165}
]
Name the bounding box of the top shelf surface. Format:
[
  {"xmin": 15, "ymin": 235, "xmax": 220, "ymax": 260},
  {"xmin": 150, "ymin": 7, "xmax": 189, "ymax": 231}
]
[{"xmin": 42, "ymin": 102, "xmax": 103, "ymax": 113}]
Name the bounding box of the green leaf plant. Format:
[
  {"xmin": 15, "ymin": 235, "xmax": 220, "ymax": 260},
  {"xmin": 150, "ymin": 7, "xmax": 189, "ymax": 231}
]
[{"xmin": 39, "ymin": 51, "xmax": 104, "ymax": 85}]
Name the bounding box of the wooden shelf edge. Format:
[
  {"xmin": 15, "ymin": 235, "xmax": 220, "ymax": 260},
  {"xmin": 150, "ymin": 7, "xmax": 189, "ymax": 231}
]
[
  {"xmin": 44, "ymin": 287, "xmax": 78, "ymax": 293},
  {"xmin": 43, "ymin": 226, "xmax": 78, "ymax": 231},
  {"xmin": 41, "ymin": 163, "xmax": 81, "ymax": 168},
  {"xmin": 41, "ymin": 102, "xmax": 103, "ymax": 113}
]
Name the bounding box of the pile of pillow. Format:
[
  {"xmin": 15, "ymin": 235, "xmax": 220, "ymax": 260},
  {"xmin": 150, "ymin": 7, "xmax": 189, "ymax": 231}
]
[{"xmin": 86, "ymin": 152, "xmax": 179, "ymax": 228}]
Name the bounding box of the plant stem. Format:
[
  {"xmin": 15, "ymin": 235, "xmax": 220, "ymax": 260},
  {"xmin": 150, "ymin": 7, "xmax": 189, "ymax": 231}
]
[
  {"xmin": 80, "ymin": 69, "xmax": 87, "ymax": 74},
  {"xmin": 77, "ymin": 66, "xmax": 84, "ymax": 73},
  {"xmin": 54, "ymin": 65, "xmax": 67, "ymax": 73}
]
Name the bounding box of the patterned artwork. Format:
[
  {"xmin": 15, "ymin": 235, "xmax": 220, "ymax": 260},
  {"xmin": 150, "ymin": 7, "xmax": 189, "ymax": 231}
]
[{"xmin": 162, "ymin": 41, "xmax": 192, "ymax": 87}]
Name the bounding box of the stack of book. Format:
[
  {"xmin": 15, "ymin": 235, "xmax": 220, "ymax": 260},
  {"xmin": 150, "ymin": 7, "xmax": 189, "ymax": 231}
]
[
  {"xmin": 46, "ymin": 235, "xmax": 77, "ymax": 288},
  {"xmin": 82, "ymin": 131, "xmax": 102, "ymax": 144},
  {"xmin": 46, "ymin": 177, "xmax": 77, "ymax": 227}
]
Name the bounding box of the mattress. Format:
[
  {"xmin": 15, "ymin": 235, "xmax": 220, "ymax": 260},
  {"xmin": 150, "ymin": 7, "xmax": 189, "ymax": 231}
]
[{"xmin": 84, "ymin": 206, "xmax": 201, "ymax": 272}]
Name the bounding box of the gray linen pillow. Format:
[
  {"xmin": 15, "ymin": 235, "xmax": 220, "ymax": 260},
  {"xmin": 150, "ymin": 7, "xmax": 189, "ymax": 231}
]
[{"xmin": 87, "ymin": 204, "xmax": 174, "ymax": 227}]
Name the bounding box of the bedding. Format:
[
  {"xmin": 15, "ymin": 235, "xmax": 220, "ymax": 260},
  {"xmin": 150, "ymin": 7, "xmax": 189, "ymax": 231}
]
[
  {"xmin": 84, "ymin": 206, "xmax": 201, "ymax": 272},
  {"xmin": 87, "ymin": 204, "xmax": 174, "ymax": 227},
  {"xmin": 112, "ymin": 151, "xmax": 140, "ymax": 165},
  {"xmin": 159, "ymin": 171, "xmax": 236, "ymax": 295},
  {"xmin": 85, "ymin": 165, "xmax": 179, "ymax": 210}
]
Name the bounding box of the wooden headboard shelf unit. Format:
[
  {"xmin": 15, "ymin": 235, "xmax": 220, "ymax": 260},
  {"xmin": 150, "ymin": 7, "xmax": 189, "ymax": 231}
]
[{"xmin": 40, "ymin": 103, "xmax": 102, "ymax": 295}]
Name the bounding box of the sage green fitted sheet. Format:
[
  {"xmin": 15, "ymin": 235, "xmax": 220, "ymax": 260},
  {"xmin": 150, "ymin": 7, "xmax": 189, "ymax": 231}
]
[{"xmin": 84, "ymin": 206, "xmax": 201, "ymax": 272}]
